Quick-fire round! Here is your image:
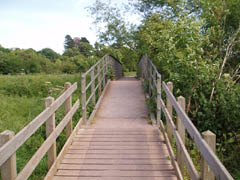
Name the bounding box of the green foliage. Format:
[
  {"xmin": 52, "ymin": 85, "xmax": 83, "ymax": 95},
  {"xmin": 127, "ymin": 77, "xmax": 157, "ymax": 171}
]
[
  {"xmin": 64, "ymin": 34, "xmax": 74, "ymax": 50},
  {"xmin": 0, "ymin": 74, "xmax": 82, "ymax": 179},
  {"xmin": 38, "ymin": 48, "xmax": 60, "ymax": 62},
  {"xmin": 137, "ymin": 9, "xmax": 240, "ymax": 178}
]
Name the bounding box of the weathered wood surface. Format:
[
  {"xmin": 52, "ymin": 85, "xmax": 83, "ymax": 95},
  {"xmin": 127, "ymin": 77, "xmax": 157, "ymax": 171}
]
[
  {"xmin": 0, "ymin": 130, "xmax": 17, "ymax": 180},
  {"xmin": 16, "ymin": 100, "xmax": 80, "ymax": 180},
  {"xmin": 0, "ymin": 82, "xmax": 77, "ymax": 167},
  {"xmin": 51, "ymin": 78, "xmax": 177, "ymax": 180},
  {"xmin": 162, "ymin": 82, "xmax": 233, "ymax": 180}
]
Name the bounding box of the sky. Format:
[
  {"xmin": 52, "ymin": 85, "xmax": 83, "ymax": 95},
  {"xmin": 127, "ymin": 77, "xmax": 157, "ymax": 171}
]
[{"xmin": 0, "ymin": 0, "xmax": 133, "ymax": 54}]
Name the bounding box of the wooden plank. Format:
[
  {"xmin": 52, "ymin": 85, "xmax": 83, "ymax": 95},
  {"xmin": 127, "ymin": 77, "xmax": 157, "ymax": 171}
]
[
  {"xmin": 80, "ymin": 128, "xmax": 159, "ymax": 133},
  {"xmin": 66, "ymin": 149, "xmax": 168, "ymax": 154},
  {"xmin": 57, "ymin": 164, "xmax": 174, "ymax": 170},
  {"xmin": 158, "ymin": 121, "xmax": 184, "ymax": 180},
  {"xmin": 72, "ymin": 141, "xmax": 164, "ymax": 146},
  {"xmin": 77, "ymin": 131, "xmax": 159, "ymax": 135},
  {"xmin": 73, "ymin": 137, "xmax": 162, "ymax": 142},
  {"xmin": 0, "ymin": 130, "xmax": 17, "ymax": 180},
  {"xmin": 0, "ymin": 82, "xmax": 77, "ymax": 167},
  {"xmin": 162, "ymin": 82, "xmax": 234, "ymax": 180},
  {"xmin": 64, "ymin": 82, "xmax": 72, "ymax": 138},
  {"xmin": 56, "ymin": 170, "xmax": 176, "ymax": 177},
  {"xmin": 64, "ymin": 154, "xmax": 169, "ymax": 159},
  {"xmin": 16, "ymin": 100, "xmax": 80, "ymax": 180},
  {"xmin": 44, "ymin": 119, "xmax": 84, "ymax": 180},
  {"xmin": 61, "ymin": 158, "xmax": 171, "ymax": 165},
  {"xmin": 45, "ymin": 97, "xmax": 56, "ymax": 170},
  {"xmin": 160, "ymin": 98, "xmax": 200, "ymax": 180},
  {"xmin": 75, "ymin": 134, "xmax": 160, "ymax": 138},
  {"xmin": 52, "ymin": 176, "xmax": 178, "ymax": 180},
  {"xmin": 69, "ymin": 145, "xmax": 167, "ymax": 150}
]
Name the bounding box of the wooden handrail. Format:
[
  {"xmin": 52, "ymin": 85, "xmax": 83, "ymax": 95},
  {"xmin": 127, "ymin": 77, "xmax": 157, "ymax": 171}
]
[
  {"xmin": 0, "ymin": 82, "xmax": 77, "ymax": 167},
  {"xmin": 0, "ymin": 82, "xmax": 79, "ymax": 180},
  {"xmin": 162, "ymin": 82, "xmax": 233, "ymax": 180},
  {"xmin": 138, "ymin": 54, "xmax": 234, "ymax": 180},
  {"xmin": 81, "ymin": 55, "xmax": 114, "ymax": 123},
  {"xmin": 16, "ymin": 100, "xmax": 80, "ymax": 180}
]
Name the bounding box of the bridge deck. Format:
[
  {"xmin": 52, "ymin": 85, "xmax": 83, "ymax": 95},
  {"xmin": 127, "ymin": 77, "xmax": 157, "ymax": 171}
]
[{"xmin": 52, "ymin": 78, "xmax": 177, "ymax": 180}]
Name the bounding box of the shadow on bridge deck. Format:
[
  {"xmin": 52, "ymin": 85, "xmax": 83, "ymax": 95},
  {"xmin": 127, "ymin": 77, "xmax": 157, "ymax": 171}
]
[{"xmin": 52, "ymin": 78, "xmax": 177, "ymax": 180}]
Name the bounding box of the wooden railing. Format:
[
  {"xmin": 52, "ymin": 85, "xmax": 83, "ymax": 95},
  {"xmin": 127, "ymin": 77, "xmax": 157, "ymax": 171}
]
[
  {"xmin": 138, "ymin": 54, "xmax": 234, "ymax": 180},
  {"xmin": 0, "ymin": 82, "xmax": 79, "ymax": 180},
  {"xmin": 81, "ymin": 54, "xmax": 114, "ymax": 124}
]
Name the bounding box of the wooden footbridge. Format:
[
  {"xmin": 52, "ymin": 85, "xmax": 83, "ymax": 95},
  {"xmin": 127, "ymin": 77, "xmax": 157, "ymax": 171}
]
[{"xmin": 0, "ymin": 55, "xmax": 234, "ymax": 180}]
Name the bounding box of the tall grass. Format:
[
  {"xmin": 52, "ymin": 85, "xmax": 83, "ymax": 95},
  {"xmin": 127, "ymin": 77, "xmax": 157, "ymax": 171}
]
[{"xmin": 0, "ymin": 74, "xmax": 82, "ymax": 179}]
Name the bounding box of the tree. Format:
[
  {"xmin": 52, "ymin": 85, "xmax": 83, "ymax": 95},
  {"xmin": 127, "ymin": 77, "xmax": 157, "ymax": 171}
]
[
  {"xmin": 64, "ymin": 35, "xmax": 74, "ymax": 50},
  {"xmin": 38, "ymin": 48, "xmax": 60, "ymax": 62},
  {"xmin": 88, "ymin": 0, "xmax": 137, "ymax": 49}
]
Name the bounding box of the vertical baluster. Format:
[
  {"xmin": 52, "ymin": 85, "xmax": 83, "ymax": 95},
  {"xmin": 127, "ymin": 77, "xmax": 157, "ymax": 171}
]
[
  {"xmin": 0, "ymin": 130, "xmax": 17, "ymax": 180},
  {"xmin": 45, "ymin": 97, "xmax": 56, "ymax": 169},
  {"xmin": 166, "ymin": 82, "xmax": 173, "ymax": 140},
  {"xmin": 64, "ymin": 82, "xmax": 72, "ymax": 138},
  {"xmin": 157, "ymin": 75, "xmax": 161, "ymax": 126},
  {"xmin": 201, "ymin": 131, "xmax": 216, "ymax": 180},
  {"xmin": 177, "ymin": 96, "xmax": 186, "ymax": 174},
  {"xmin": 81, "ymin": 75, "xmax": 87, "ymax": 124}
]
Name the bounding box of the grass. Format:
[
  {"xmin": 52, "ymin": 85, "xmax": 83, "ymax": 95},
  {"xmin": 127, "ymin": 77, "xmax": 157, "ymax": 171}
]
[
  {"xmin": 124, "ymin": 71, "xmax": 136, "ymax": 77},
  {"xmin": 0, "ymin": 73, "xmax": 83, "ymax": 179}
]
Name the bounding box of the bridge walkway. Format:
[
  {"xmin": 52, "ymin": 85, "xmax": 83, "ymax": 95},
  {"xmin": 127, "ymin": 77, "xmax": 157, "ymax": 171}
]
[{"xmin": 52, "ymin": 77, "xmax": 178, "ymax": 180}]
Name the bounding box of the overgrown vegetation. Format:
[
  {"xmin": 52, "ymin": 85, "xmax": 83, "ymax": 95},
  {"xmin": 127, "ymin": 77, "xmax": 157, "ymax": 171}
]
[
  {"xmin": 89, "ymin": 0, "xmax": 240, "ymax": 178},
  {"xmin": 0, "ymin": 74, "xmax": 82, "ymax": 179},
  {"xmin": 0, "ymin": 0, "xmax": 239, "ymax": 178},
  {"xmin": 132, "ymin": 0, "xmax": 240, "ymax": 178}
]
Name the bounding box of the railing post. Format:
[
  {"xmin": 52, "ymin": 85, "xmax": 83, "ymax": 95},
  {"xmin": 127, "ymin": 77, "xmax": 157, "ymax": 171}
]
[
  {"xmin": 177, "ymin": 96, "xmax": 186, "ymax": 175},
  {"xmin": 0, "ymin": 130, "xmax": 17, "ymax": 180},
  {"xmin": 157, "ymin": 75, "xmax": 161, "ymax": 126},
  {"xmin": 166, "ymin": 82, "xmax": 173, "ymax": 140},
  {"xmin": 81, "ymin": 75, "xmax": 87, "ymax": 124},
  {"xmin": 102, "ymin": 58, "xmax": 106, "ymax": 88},
  {"xmin": 64, "ymin": 82, "xmax": 72, "ymax": 138},
  {"xmin": 91, "ymin": 69, "xmax": 96, "ymax": 105},
  {"xmin": 45, "ymin": 97, "xmax": 56, "ymax": 170},
  {"xmin": 98, "ymin": 63, "xmax": 102, "ymax": 96},
  {"xmin": 148, "ymin": 63, "xmax": 152, "ymax": 96},
  {"xmin": 201, "ymin": 130, "xmax": 216, "ymax": 180}
]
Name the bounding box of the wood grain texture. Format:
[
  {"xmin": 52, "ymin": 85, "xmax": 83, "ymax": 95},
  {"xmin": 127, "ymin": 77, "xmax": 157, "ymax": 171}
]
[
  {"xmin": 0, "ymin": 82, "xmax": 77, "ymax": 167},
  {"xmin": 0, "ymin": 130, "xmax": 17, "ymax": 180},
  {"xmin": 16, "ymin": 100, "xmax": 80, "ymax": 180},
  {"xmin": 45, "ymin": 97, "xmax": 56, "ymax": 170},
  {"xmin": 51, "ymin": 79, "xmax": 177, "ymax": 180},
  {"xmin": 162, "ymin": 82, "xmax": 233, "ymax": 180}
]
